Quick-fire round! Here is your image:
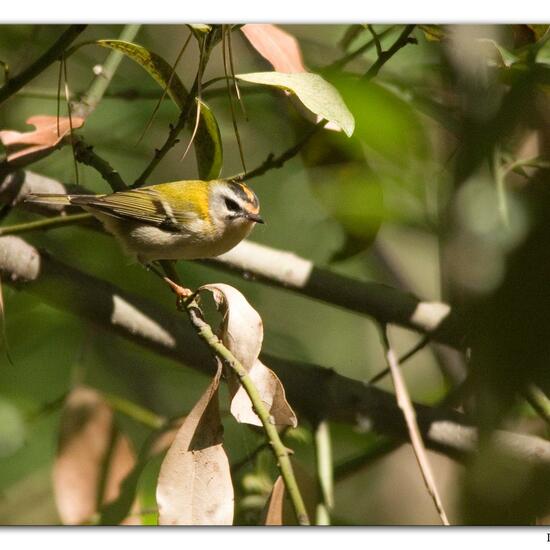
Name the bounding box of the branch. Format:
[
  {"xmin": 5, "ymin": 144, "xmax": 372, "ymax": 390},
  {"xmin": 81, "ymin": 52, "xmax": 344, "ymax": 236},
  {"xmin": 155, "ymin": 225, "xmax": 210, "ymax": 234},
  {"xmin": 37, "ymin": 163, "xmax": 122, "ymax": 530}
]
[
  {"xmin": 1, "ymin": 236, "xmax": 549, "ymax": 467},
  {"xmin": 183, "ymin": 294, "xmax": 310, "ymax": 526},
  {"xmin": 0, "ymin": 25, "xmax": 87, "ymax": 106},
  {"xmin": 73, "ymin": 140, "xmax": 127, "ymax": 191},
  {"xmin": 207, "ymin": 240, "xmax": 464, "ymax": 349},
  {"xmin": 362, "ymin": 25, "xmax": 416, "ymax": 82}
]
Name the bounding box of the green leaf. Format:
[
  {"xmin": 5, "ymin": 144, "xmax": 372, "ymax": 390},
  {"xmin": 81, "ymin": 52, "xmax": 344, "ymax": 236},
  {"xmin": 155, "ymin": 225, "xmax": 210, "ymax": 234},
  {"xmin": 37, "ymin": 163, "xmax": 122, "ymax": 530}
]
[
  {"xmin": 236, "ymin": 71, "xmax": 355, "ymax": 137},
  {"xmin": 195, "ymin": 100, "xmax": 223, "ymax": 180},
  {"xmin": 96, "ymin": 40, "xmax": 187, "ymax": 107},
  {"xmin": 95, "ymin": 39, "xmax": 223, "ymax": 179}
]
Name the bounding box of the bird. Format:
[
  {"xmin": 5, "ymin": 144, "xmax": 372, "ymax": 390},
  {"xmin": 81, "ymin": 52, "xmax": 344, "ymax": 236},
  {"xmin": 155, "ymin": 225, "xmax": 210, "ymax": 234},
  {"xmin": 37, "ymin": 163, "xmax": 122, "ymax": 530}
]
[{"xmin": 25, "ymin": 179, "xmax": 264, "ymax": 264}]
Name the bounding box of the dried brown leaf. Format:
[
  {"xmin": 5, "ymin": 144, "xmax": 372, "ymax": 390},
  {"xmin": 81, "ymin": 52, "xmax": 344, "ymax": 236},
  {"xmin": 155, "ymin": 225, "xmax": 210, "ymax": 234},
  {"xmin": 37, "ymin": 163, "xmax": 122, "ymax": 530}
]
[
  {"xmin": 201, "ymin": 283, "xmax": 297, "ymax": 428},
  {"xmin": 241, "ymin": 24, "xmax": 306, "ymax": 74},
  {"xmin": 0, "ymin": 115, "xmax": 84, "ymax": 167},
  {"xmin": 263, "ymin": 475, "xmax": 285, "ymax": 525},
  {"xmin": 52, "ymin": 386, "xmax": 138, "ymax": 525},
  {"xmin": 156, "ymin": 365, "xmax": 234, "ymax": 525}
]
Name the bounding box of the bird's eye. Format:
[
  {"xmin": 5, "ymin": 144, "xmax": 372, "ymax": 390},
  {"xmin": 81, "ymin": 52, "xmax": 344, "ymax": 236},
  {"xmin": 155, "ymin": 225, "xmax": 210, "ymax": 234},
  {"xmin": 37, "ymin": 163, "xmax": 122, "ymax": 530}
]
[{"xmin": 224, "ymin": 198, "xmax": 240, "ymax": 212}]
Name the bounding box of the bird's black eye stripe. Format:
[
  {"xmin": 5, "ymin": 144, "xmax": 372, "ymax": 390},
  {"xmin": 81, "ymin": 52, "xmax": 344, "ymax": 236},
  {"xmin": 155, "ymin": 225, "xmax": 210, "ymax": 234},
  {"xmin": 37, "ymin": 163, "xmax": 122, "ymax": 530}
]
[{"xmin": 224, "ymin": 197, "xmax": 240, "ymax": 212}]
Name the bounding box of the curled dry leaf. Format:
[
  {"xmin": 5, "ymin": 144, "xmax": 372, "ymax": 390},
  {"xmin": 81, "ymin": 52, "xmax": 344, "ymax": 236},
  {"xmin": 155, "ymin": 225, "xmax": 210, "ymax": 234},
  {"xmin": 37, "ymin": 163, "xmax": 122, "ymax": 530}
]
[
  {"xmin": 241, "ymin": 24, "xmax": 307, "ymax": 73},
  {"xmin": 263, "ymin": 475, "xmax": 286, "ymax": 525},
  {"xmin": 156, "ymin": 365, "xmax": 234, "ymax": 525},
  {"xmin": 52, "ymin": 386, "xmax": 138, "ymax": 525},
  {"xmin": 201, "ymin": 283, "xmax": 297, "ymax": 428},
  {"xmin": 0, "ymin": 115, "xmax": 85, "ymax": 168}
]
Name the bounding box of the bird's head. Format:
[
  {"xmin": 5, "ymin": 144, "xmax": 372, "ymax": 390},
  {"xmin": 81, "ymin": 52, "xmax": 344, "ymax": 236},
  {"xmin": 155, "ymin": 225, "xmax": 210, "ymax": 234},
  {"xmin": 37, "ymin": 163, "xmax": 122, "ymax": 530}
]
[{"xmin": 208, "ymin": 180, "xmax": 264, "ymax": 231}]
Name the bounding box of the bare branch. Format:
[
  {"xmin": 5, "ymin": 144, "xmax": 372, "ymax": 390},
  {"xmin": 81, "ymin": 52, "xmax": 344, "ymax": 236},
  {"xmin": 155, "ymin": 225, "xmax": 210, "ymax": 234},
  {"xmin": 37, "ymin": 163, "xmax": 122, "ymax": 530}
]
[{"xmin": 1, "ymin": 236, "xmax": 549, "ymax": 467}]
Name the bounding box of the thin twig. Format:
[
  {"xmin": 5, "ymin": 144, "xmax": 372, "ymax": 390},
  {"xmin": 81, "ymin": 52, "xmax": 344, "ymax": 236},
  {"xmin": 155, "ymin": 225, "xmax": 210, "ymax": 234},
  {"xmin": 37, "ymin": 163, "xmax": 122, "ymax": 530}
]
[
  {"xmin": 179, "ymin": 288, "xmax": 310, "ymax": 526},
  {"xmin": 0, "ymin": 25, "xmax": 86, "ymax": 106},
  {"xmin": 314, "ymin": 420, "xmax": 334, "ymax": 525},
  {"xmin": 62, "ymin": 56, "xmax": 79, "ymax": 186},
  {"xmin": 0, "ymin": 212, "xmax": 92, "ymax": 237},
  {"xmin": 367, "ymin": 25, "xmax": 383, "ymax": 57},
  {"xmin": 368, "ymin": 335, "xmax": 430, "ymax": 385},
  {"xmin": 137, "ymin": 31, "xmax": 192, "ymax": 145},
  {"xmin": 324, "ymin": 26, "xmax": 395, "ymax": 72},
  {"xmin": 222, "ymin": 25, "xmax": 247, "ymax": 172},
  {"xmin": 363, "ymin": 25, "xmax": 416, "ymax": 82},
  {"xmin": 380, "ymin": 326, "xmax": 450, "ymax": 525},
  {"xmin": 228, "ymin": 120, "xmax": 328, "ymax": 183}
]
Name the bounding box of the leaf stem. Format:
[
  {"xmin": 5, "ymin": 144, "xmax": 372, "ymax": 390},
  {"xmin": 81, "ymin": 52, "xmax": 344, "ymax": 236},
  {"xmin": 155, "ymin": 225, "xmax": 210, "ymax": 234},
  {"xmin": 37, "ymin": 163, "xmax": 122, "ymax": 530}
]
[
  {"xmin": 0, "ymin": 25, "xmax": 87, "ymax": 106},
  {"xmin": 184, "ymin": 296, "xmax": 310, "ymax": 526}
]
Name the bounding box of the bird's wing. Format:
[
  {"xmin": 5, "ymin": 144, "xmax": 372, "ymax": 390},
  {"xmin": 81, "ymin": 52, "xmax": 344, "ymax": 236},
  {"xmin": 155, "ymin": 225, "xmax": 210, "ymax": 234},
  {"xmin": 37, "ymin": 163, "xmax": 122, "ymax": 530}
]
[{"xmin": 71, "ymin": 187, "xmax": 197, "ymax": 231}]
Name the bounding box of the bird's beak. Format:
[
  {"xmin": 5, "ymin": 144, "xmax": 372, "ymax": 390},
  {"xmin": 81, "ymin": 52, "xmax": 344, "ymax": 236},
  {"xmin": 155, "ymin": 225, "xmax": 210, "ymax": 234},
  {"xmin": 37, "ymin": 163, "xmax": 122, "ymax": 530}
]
[{"xmin": 246, "ymin": 212, "xmax": 265, "ymax": 224}]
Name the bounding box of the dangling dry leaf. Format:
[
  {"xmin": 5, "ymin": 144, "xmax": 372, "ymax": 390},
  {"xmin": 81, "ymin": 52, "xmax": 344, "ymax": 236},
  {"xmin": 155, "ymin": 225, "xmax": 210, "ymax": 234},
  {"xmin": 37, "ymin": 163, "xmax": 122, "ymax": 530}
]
[
  {"xmin": 201, "ymin": 283, "xmax": 297, "ymax": 428},
  {"xmin": 156, "ymin": 365, "xmax": 234, "ymax": 525},
  {"xmin": 263, "ymin": 475, "xmax": 285, "ymax": 525},
  {"xmin": 241, "ymin": 24, "xmax": 306, "ymax": 73},
  {"xmin": 0, "ymin": 115, "xmax": 85, "ymax": 168},
  {"xmin": 52, "ymin": 386, "xmax": 138, "ymax": 525}
]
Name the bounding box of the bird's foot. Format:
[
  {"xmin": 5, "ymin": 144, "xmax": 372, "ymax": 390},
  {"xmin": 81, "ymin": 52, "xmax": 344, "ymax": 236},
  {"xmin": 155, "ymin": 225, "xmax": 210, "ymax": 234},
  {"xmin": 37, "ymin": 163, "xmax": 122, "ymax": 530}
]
[{"xmin": 163, "ymin": 276, "xmax": 196, "ymax": 310}]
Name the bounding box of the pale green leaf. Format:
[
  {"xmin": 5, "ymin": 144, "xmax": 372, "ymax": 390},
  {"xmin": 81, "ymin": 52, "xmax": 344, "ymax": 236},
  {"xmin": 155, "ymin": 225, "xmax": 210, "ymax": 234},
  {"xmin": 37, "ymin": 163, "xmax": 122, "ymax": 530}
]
[{"xmin": 236, "ymin": 71, "xmax": 355, "ymax": 137}]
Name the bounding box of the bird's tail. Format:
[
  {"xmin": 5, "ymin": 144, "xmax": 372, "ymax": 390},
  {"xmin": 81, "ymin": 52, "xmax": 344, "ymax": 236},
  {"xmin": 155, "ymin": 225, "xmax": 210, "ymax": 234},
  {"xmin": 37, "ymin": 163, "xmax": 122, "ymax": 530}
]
[{"xmin": 24, "ymin": 193, "xmax": 87, "ymax": 206}]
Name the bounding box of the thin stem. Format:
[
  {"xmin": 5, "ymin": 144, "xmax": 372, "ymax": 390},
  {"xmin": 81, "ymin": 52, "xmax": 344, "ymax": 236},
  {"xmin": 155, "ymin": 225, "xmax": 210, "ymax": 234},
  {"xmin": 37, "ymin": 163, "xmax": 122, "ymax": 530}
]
[
  {"xmin": 324, "ymin": 26, "xmax": 395, "ymax": 72},
  {"xmin": 184, "ymin": 295, "xmax": 310, "ymax": 526},
  {"xmin": 0, "ymin": 25, "xmax": 87, "ymax": 105},
  {"xmin": 228, "ymin": 119, "xmax": 328, "ymax": 183},
  {"xmin": 74, "ymin": 25, "xmax": 141, "ymax": 118},
  {"xmin": 380, "ymin": 326, "xmax": 450, "ymax": 525},
  {"xmin": 222, "ymin": 25, "xmax": 247, "ymax": 172},
  {"xmin": 362, "ymin": 25, "xmax": 416, "ymax": 82},
  {"xmin": 0, "ymin": 213, "xmax": 92, "ymax": 237},
  {"xmin": 314, "ymin": 420, "xmax": 334, "ymax": 525},
  {"xmin": 137, "ymin": 31, "xmax": 192, "ymax": 145}
]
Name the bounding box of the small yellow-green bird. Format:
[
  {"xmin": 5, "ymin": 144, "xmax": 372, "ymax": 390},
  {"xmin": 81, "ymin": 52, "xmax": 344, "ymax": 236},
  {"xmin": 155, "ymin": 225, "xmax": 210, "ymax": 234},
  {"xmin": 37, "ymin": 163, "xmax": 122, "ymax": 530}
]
[{"xmin": 26, "ymin": 179, "xmax": 263, "ymax": 263}]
